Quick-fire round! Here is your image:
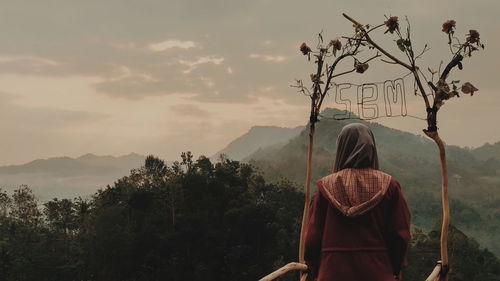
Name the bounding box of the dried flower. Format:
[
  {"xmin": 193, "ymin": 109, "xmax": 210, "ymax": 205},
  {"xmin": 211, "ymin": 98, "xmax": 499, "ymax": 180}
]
[
  {"xmin": 437, "ymin": 80, "xmax": 450, "ymax": 93},
  {"xmin": 300, "ymin": 42, "xmax": 312, "ymax": 55},
  {"xmin": 310, "ymin": 74, "xmax": 323, "ymax": 84},
  {"xmin": 330, "ymin": 39, "xmax": 342, "ymax": 50},
  {"xmin": 434, "ymin": 80, "xmax": 452, "ymax": 100},
  {"xmin": 466, "ymin": 30, "xmax": 480, "ymax": 44},
  {"xmin": 355, "ymin": 63, "xmax": 369, "ymax": 74},
  {"xmin": 461, "ymin": 82, "xmax": 478, "ymax": 95},
  {"xmin": 384, "ymin": 16, "xmax": 399, "ymax": 34},
  {"xmin": 442, "ymin": 20, "xmax": 456, "ymax": 34}
]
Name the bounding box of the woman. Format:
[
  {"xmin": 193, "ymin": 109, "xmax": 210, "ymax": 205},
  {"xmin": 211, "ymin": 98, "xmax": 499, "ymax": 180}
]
[{"xmin": 304, "ymin": 123, "xmax": 411, "ymax": 281}]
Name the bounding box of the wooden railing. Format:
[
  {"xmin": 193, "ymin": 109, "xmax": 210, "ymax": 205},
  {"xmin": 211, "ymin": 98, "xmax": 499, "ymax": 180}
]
[{"xmin": 259, "ymin": 261, "xmax": 444, "ymax": 281}]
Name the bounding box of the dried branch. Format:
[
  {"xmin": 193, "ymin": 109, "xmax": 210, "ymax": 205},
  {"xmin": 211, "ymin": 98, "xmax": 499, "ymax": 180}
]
[
  {"xmin": 343, "ymin": 13, "xmax": 413, "ymax": 70},
  {"xmin": 331, "ymin": 52, "xmax": 381, "ymax": 79},
  {"xmin": 381, "ymin": 58, "xmax": 399, "ymax": 64},
  {"xmin": 415, "ymin": 44, "xmax": 430, "ymax": 60},
  {"xmin": 367, "ymin": 23, "xmax": 385, "ymax": 33},
  {"xmin": 440, "ymin": 54, "xmax": 463, "ymax": 81},
  {"xmin": 342, "ymin": 13, "xmax": 434, "ymax": 127},
  {"xmin": 291, "ymin": 79, "xmax": 311, "ymax": 97}
]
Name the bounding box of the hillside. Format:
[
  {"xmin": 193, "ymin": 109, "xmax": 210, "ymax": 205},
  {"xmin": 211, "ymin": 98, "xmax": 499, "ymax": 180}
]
[
  {"xmin": 211, "ymin": 125, "xmax": 304, "ymax": 161},
  {"xmin": 247, "ymin": 108, "xmax": 500, "ymax": 255},
  {"xmin": 0, "ymin": 153, "xmax": 146, "ymax": 200},
  {"xmin": 0, "ymin": 111, "xmax": 498, "ymax": 255},
  {"xmin": 474, "ymin": 141, "xmax": 500, "ymax": 162}
]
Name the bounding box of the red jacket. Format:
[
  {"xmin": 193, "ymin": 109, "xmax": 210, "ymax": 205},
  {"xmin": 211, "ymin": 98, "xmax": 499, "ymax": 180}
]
[{"xmin": 304, "ymin": 168, "xmax": 411, "ymax": 281}]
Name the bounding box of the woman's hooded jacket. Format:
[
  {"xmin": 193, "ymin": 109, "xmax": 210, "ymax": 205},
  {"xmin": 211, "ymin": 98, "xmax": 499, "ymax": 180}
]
[{"xmin": 304, "ymin": 123, "xmax": 411, "ymax": 281}]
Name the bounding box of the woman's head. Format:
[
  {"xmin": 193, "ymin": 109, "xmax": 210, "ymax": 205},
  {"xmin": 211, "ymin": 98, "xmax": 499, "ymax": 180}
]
[{"xmin": 333, "ymin": 123, "xmax": 379, "ymax": 172}]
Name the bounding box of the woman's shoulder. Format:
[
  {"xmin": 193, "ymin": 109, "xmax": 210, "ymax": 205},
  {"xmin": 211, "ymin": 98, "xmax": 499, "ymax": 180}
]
[
  {"xmin": 384, "ymin": 177, "xmax": 405, "ymax": 200},
  {"xmin": 371, "ymin": 170, "xmax": 400, "ymax": 189},
  {"xmin": 318, "ymin": 168, "xmax": 392, "ymax": 181}
]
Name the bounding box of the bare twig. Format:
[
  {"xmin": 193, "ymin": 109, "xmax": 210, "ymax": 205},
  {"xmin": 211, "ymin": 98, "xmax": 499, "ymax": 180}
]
[
  {"xmin": 440, "ymin": 54, "xmax": 463, "ymax": 81},
  {"xmin": 342, "ymin": 13, "xmax": 433, "ymax": 126},
  {"xmin": 381, "ymin": 58, "xmax": 399, "ymax": 64},
  {"xmin": 341, "ymin": 36, "xmax": 368, "ymax": 42},
  {"xmin": 331, "ymin": 52, "xmax": 381, "ymax": 79},
  {"xmin": 343, "ymin": 13, "xmax": 413, "ymax": 70},
  {"xmin": 415, "ymin": 44, "xmax": 430, "ymax": 60},
  {"xmin": 367, "ymin": 23, "xmax": 385, "ymax": 33}
]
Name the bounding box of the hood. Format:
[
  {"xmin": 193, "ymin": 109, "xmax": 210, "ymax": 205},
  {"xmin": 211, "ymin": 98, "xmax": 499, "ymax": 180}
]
[
  {"xmin": 333, "ymin": 123, "xmax": 379, "ymax": 172},
  {"xmin": 318, "ymin": 168, "xmax": 391, "ymax": 217}
]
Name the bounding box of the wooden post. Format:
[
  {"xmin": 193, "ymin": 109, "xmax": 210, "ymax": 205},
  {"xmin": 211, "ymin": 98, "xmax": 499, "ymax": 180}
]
[
  {"xmin": 425, "ymin": 131, "xmax": 450, "ymax": 281},
  {"xmin": 425, "ymin": 263, "xmax": 442, "ymax": 281},
  {"xmin": 298, "ymin": 122, "xmax": 315, "ymax": 281},
  {"xmin": 259, "ymin": 262, "xmax": 308, "ymax": 281}
]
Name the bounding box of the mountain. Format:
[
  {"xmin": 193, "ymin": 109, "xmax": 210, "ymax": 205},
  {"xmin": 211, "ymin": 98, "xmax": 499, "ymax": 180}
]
[
  {"xmin": 1, "ymin": 123, "xmax": 304, "ymax": 201},
  {"xmin": 474, "ymin": 141, "xmax": 500, "ymax": 162},
  {"xmin": 211, "ymin": 125, "xmax": 304, "ymax": 161},
  {"xmin": 0, "ymin": 153, "xmax": 146, "ymax": 200},
  {"xmin": 1, "ymin": 110, "xmax": 498, "ymax": 254},
  {"xmin": 246, "ymin": 108, "xmax": 500, "ymax": 255}
]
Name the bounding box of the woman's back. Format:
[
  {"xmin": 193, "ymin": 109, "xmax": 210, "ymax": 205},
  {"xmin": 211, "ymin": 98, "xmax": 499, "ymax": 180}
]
[{"xmin": 304, "ymin": 124, "xmax": 411, "ymax": 281}]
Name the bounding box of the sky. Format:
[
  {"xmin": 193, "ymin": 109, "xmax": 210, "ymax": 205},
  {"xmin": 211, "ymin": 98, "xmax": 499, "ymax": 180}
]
[{"xmin": 0, "ymin": 0, "xmax": 498, "ymax": 165}]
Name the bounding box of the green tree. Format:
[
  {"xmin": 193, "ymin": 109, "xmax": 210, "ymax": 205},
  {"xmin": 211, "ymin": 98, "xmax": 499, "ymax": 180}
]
[{"xmin": 10, "ymin": 185, "xmax": 41, "ymax": 227}]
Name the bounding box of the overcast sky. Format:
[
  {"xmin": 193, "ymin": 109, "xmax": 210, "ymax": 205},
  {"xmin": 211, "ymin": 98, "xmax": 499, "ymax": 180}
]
[{"xmin": 0, "ymin": 0, "xmax": 498, "ymax": 165}]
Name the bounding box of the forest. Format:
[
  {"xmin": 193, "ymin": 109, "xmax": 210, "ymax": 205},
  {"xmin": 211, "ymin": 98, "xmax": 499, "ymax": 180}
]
[{"xmin": 0, "ymin": 154, "xmax": 499, "ymax": 281}]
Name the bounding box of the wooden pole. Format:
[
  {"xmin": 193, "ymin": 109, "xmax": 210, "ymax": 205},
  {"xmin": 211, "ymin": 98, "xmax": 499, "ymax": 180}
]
[
  {"xmin": 257, "ymin": 123, "xmax": 314, "ymax": 281},
  {"xmin": 259, "ymin": 262, "xmax": 308, "ymax": 281},
  {"xmin": 425, "ymin": 263, "xmax": 442, "ymax": 281},
  {"xmin": 298, "ymin": 122, "xmax": 315, "ymax": 281},
  {"xmin": 425, "ymin": 131, "xmax": 450, "ymax": 281}
]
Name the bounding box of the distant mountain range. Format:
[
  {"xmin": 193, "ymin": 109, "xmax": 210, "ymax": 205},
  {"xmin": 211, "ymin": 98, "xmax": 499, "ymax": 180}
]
[
  {"xmin": 0, "ymin": 125, "xmax": 305, "ymax": 200},
  {"xmin": 1, "ymin": 109, "xmax": 499, "ymax": 254},
  {"xmin": 211, "ymin": 125, "xmax": 304, "ymax": 161},
  {"xmin": 0, "ymin": 153, "xmax": 146, "ymax": 200},
  {"xmin": 2, "ymin": 114, "xmax": 499, "ymax": 202}
]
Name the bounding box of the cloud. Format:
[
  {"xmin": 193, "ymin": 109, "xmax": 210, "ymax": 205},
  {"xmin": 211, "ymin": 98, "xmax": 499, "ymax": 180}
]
[
  {"xmin": 169, "ymin": 103, "xmax": 211, "ymax": 117},
  {"xmin": 0, "ymin": 0, "xmax": 496, "ymax": 107},
  {"xmin": 0, "ymin": 0, "xmax": 497, "ymax": 167},
  {"xmin": 92, "ymin": 61, "xmax": 226, "ymax": 99},
  {"xmin": 0, "ymin": 92, "xmax": 107, "ymax": 130},
  {"xmin": 148, "ymin": 39, "xmax": 197, "ymax": 52},
  {"xmin": 200, "ymin": 77, "xmax": 216, "ymax": 88},
  {"xmin": 0, "ymin": 55, "xmax": 62, "ymax": 75},
  {"xmin": 179, "ymin": 56, "xmax": 225, "ymax": 74},
  {"xmin": 262, "ymin": 40, "xmax": 273, "ymax": 46},
  {"xmin": 0, "ymin": 55, "xmax": 59, "ymax": 66},
  {"xmin": 249, "ymin": 54, "xmax": 287, "ymax": 63},
  {"xmin": 0, "ymin": 91, "xmax": 18, "ymax": 103},
  {"xmin": 94, "ymin": 76, "xmax": 173, "ymax": 99},
  {"xmin": 107, "ymin": 65, "xmax": 159, "ymax": 83}
]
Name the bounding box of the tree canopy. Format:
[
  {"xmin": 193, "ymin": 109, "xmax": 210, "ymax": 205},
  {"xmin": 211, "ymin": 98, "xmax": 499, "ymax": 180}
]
[{"xmin": 0, "ymin": 154, "xmax": 498, "ymax": 281}]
